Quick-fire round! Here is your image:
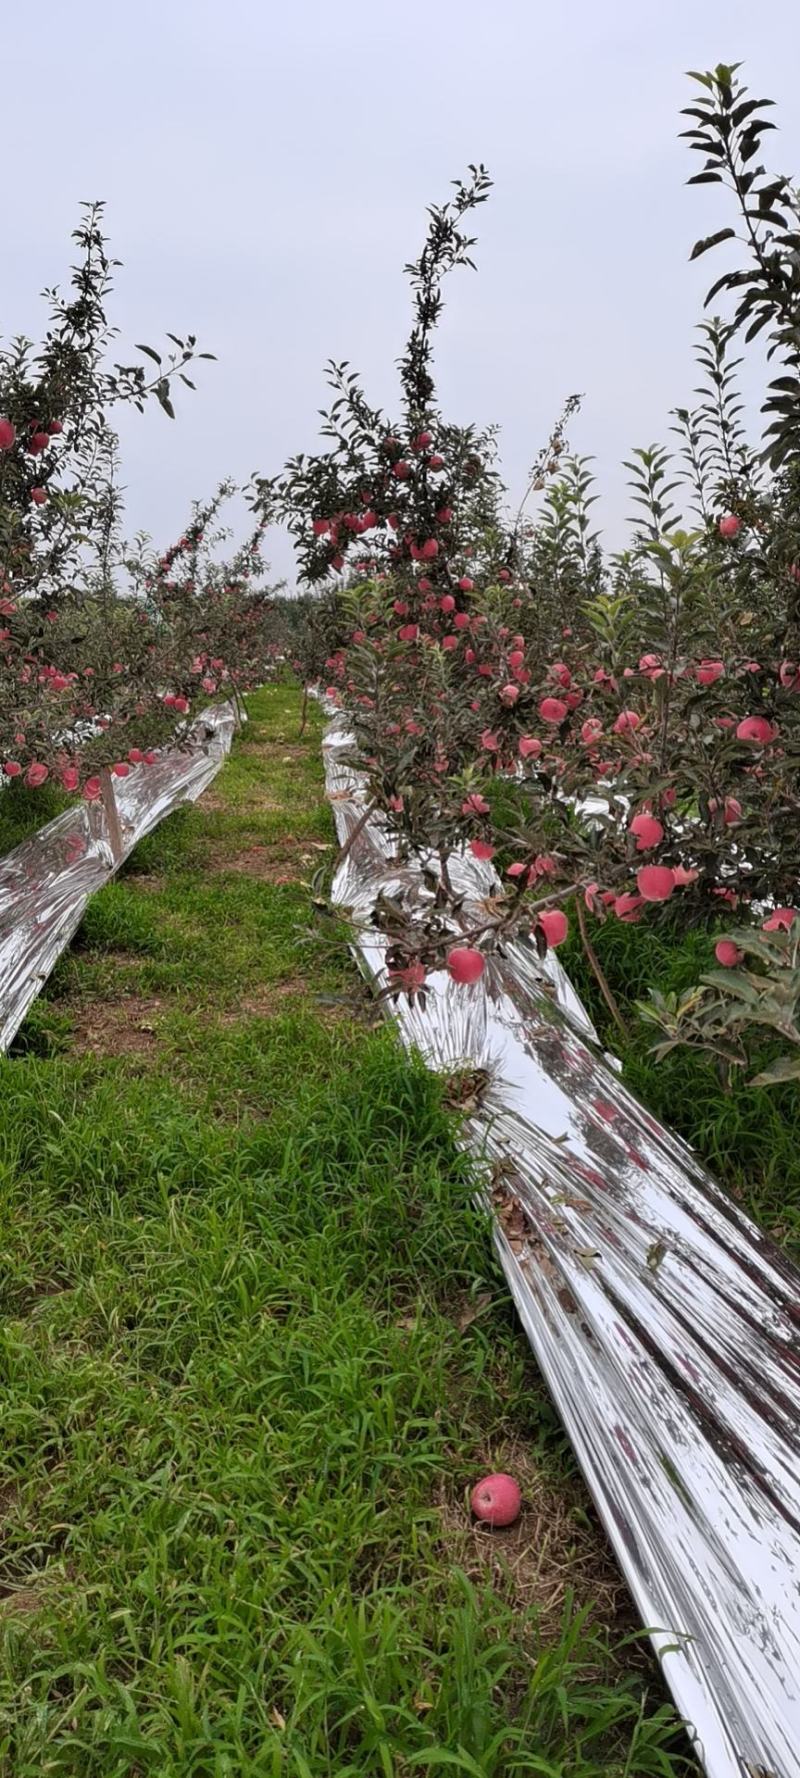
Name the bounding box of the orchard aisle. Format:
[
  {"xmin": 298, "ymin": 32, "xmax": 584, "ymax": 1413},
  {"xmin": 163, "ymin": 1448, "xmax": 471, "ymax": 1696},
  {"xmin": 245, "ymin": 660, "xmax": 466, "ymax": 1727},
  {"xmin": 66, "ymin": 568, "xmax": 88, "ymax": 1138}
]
[{"xmin": 0, "ymin": 687, "xmax": 688, "ymax": 1778}]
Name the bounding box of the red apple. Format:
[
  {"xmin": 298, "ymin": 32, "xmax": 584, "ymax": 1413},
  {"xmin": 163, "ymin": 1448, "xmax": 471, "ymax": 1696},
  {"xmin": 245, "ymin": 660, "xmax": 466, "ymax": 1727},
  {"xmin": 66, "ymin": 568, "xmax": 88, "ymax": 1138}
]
[
  {"xmin": 537, "ymin": 908, "xmax": 568, "ymax": 948},
  {"xmin": 470, "ymin": 1473, "xmax": 521, "ymax": 1527},
  {"xmin": 637, "ymin": 865, "xmax": 675, "ymax": 902},
  {"xmin": 447, "ymin": 946, "xmax": 485, "ymax": 985}
]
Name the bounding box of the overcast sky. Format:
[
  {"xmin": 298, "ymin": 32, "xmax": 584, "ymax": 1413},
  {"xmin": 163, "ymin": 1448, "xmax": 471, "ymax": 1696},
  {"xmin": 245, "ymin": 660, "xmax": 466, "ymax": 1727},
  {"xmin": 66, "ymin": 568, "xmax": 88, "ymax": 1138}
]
[{"xmin": 4, "ymin": 0, "xmax": 800, "ymax": 587}]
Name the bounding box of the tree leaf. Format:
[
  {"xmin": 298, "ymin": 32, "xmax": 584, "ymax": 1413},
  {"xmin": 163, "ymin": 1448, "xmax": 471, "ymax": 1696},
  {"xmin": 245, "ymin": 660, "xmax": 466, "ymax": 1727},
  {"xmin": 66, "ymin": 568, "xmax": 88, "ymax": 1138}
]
[
  {"xmin": 155, "ymin": 380, "xmax": 175, "ymax": 419},
  {"xmin": 689, "ymin": 227, "xmax": 736, "ymax": 260},
  {"xmin": 750, "ymin": 1055, "xmax": 800, "ymax": 1088}
]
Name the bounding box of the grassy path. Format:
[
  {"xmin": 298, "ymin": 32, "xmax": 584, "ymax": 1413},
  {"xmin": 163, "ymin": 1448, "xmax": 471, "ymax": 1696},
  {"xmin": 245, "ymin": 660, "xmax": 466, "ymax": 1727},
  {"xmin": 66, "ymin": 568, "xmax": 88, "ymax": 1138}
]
[{"xmin": 0, "ymin": 686, "xmax": 691, "ymax": 1777}]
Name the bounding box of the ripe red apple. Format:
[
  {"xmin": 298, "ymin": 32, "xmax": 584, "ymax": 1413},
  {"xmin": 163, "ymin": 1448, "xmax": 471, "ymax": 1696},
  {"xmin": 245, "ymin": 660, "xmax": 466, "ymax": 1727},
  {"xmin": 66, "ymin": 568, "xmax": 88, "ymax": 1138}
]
[
  {"xmin": 629, "ymin": 812, "xmax": 664, "ymax": 851},
  {"xmin": 696, "ymin": 659, "xmax": 724, "ymax": 685},
  {"xmin": 0, "ymin": 418, "xmax": 16, "ymax": 451},
  {"xmin": 470, "ymin": 1473, "xmax": 521, "ymax": 1528},
  {"xmin": 719, "ymin": 514, "xmax": 741, "ymax": 539},
  {"xmin": 27, "ymin": 430, "xmax": 50, "ymax": 455},
  {"xmin": 392, "ymin": 460, "xmax": 411, "ymax": 479},
  {"xmin": 30, "ymin": 487, "xmax": 47, "ymax": 505},
  {"xmin": 447, "ymin": 946, "xmax": 485, "ymax": 985},
  {"xmin": 736, "ymin": 716, "xmax": 776, "ymax": 744},
  {"xmin": 48, "ymin": 419, "xmax": 63, "ymax": 435},
  {"xmin": 637, "ymin": 865, "xmax": 675, "ymax": 902},
  {"xmin": 715, "ymin": 939, "xmax": 743, "ymax": 967},
  {"xmin": 539, "ymin": 697, "xmax": 567, "ymax": 724},
  {"xmin": 763, "ymin": 907, "xmax": 797, "ymax": 931},
  {"xmin": 537, "ymin": 908, "xmax": 568, "ymax": 948},
  {"xmin": 614, "ymin": 891, "xmax": 643, "ymax": 922}
]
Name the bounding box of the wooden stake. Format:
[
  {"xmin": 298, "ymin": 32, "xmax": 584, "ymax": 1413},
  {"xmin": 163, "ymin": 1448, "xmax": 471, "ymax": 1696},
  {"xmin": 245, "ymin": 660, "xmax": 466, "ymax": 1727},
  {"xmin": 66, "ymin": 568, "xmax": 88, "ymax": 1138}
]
[
  {"xmin": 99, "ymin": 767, "xmax": 125, "ymax": 865},
  {"xmin": 575, "ymin": 895, "xmax": 629, "ymax": 1040}
]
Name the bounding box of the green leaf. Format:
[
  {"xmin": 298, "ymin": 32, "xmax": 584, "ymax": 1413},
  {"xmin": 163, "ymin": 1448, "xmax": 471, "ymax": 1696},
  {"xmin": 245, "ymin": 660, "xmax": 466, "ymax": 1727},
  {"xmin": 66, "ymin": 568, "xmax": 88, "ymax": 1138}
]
[
  {"xmin": 135, "ymin": 343, "xmax": 162, "ymax": 365},
  {"xmin": 750, "ymin": 1055, "xmax": 800, "ymax": 1087},
  {"xmin": 700, "ymin": 970, "xmax": 762, "ymax": 1004},
  {"xmin": 404, "ymin": 1753, "xmax": 542, "ymax": 1777},
  {"xmin": 689, "ymin": 227, "xmax": 735, "ymax": 259},
  {"xmin": 155, "ymin": 379, "xmax": 175, "ymax": 420},
  {"xmin": 730, "ymin": 98, "xmax": 774, "ymax": 126}
]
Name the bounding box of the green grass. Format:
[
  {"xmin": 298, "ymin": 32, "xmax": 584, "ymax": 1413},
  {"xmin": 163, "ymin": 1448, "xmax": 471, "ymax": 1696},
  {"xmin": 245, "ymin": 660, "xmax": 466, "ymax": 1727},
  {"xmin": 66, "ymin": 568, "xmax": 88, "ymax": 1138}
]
[
  {"xmin": 0, "ymin": 687, "xmax": 695, "ymax": 1775},
  {"xmin": 0, "ymin": 778, "xmax": 73, "ymax": 856}
]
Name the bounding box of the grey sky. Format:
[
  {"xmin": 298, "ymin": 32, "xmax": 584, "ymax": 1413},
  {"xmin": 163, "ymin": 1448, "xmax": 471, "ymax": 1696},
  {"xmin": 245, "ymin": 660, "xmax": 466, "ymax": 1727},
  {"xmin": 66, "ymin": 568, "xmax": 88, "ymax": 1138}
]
[{"xmin": 5, "ymin": 0, "xmax": 800, "ymax": 587}]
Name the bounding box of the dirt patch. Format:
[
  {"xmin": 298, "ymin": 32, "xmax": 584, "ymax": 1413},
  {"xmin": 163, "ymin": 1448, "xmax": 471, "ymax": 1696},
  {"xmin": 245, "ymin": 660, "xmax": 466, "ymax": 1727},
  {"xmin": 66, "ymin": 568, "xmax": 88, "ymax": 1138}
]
[
  {"xmin": 205, "ymin": 837, "xmax": 333, "ymax": 883},
  {"xmin": 435, "ymin": 1442, "xmax": 632, "ymax": 1643},
  {"xmin": 215, "ymin": 979, "xmax": 311, "ymax": 1023},
  {"xmin": 239, "ymin": 741, "xmax": 309, "ymax": 762},
  {"xmin": 0, "ymin": 1584, "xmax": 44, "ymax": 1617},
  {"xmin": 122, "ymin": 872, "xmax": 165, "ymax": 894},
  {"xmin": 70, "ymin": 994, "xmax": 166, "ymax": 1057},
  {"xmin": 207, "ymin": 843, "xmax": 303, "ymax": 883}
]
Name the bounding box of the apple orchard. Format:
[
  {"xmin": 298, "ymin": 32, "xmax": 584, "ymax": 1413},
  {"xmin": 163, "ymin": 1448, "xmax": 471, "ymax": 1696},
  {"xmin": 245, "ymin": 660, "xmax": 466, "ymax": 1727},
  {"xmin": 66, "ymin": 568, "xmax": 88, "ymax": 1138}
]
[{"xmin": 4, "ymin": 67, "xmax": 800, "ymax": 1088}]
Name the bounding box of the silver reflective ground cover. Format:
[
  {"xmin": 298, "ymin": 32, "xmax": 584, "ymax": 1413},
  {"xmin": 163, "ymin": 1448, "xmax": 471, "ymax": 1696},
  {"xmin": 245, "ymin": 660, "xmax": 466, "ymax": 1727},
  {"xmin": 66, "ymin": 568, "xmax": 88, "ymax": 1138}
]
[
  {"xmin": 322, "ymin": 711, "xmax": 800, "ymax": 1778},
  {"xmin": 0, "ymin": 703, "xmax": 235, "ymax": 1053}
]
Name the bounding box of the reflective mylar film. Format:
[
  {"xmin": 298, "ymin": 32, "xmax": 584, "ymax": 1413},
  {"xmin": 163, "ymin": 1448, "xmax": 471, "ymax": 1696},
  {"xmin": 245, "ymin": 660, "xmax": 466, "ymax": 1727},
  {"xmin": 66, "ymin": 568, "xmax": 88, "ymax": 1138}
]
[
  {"xmin": 0, "ymin": 703, "xmax": 236, "ymax": 1053},
  {"xmin": 322, "ymin": 707, "xmax": 800, "ymax": 1778}
]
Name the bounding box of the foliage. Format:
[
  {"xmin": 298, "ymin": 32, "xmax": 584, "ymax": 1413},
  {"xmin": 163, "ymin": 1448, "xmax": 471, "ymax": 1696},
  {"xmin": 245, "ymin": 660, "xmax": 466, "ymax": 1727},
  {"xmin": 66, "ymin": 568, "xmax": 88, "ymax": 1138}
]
[
  {"xmin": 682, "ymin": 62, "xmax": 800, "ymax": 468},
  {"xmin": 0, "ymin": 206, "xmax": 282, "ymax": 800},
  {"xmin": 279, "ymin": 64, "xmax": 800, "ymax": 1082}
]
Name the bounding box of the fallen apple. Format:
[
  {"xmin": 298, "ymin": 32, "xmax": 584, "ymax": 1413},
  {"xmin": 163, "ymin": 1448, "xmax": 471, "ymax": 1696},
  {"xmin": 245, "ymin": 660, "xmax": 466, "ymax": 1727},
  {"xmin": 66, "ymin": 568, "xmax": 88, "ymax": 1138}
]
[{"xmin": 470, "ymin": 1472, "xmax": 521, "ymax": 1527}]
